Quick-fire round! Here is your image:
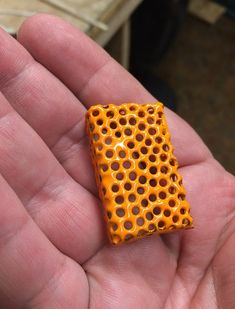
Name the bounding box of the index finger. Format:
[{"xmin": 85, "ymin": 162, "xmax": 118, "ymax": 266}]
[{"xmin": 18, "ymin": 14, "xmax": 211, "ymax": 167}]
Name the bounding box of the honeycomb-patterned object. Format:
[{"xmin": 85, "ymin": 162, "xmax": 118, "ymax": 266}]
[{"xmin": 86, "ymin": 102, "xmax": 193, "ymax": 245}]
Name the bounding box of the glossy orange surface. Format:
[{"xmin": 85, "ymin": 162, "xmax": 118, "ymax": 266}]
[{"xmin": 86, "ymin": 103, "xmax": 193, "ymax": 245}]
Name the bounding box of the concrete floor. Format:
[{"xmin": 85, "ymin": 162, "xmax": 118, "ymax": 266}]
[{"xmin": 156, "ymin": 14, "xmax": 235, "ymax": 175}]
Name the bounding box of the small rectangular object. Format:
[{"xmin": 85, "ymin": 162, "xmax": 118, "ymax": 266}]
[
  {"xmin": 86, "ymin": 102, "xmax": 193, "ymax": 245},
  {"xmin": 189, "ymin": 0, "xmax": 226, "ymax": 24}
]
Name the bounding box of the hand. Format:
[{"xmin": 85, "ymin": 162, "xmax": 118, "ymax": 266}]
[{"xmin": 0, "ymin": 14, "xmax": 234, "ymax": 308}]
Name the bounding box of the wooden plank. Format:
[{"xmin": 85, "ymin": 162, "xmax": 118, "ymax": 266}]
[
  {"xmin": 189, "ymin": 0, "xmax": 226, "ymax": 24},
  {"xmin": 0, "ymin": 0, "xmax": 116, "ymax": 34},
  {"xmin": 0, "ymin": 0, "xmax": 87, "ymax": 34},
  {"xmin": 0, "ymin": 0, "xmax": 143, "ymax": 56},
  {"xmin": 40, "ymin": 0, "xmax": 108, "ymax": 30},
  {"xmin": 89, "ymin": 0, "xmax": 143, "ymax": 46},
  {"xmin": 121, "ymin": 20, "xmax": 130, "ymax": 69}
]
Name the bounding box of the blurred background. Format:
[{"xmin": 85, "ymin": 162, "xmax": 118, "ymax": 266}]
[{"xmin": 0, "ymin": 0, "xmax": 234, "ymax": 174}]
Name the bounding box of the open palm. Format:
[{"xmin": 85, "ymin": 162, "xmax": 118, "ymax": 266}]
[{"xmin": 0, "ymin": 15, "xmax": 234, "ymax": 309}]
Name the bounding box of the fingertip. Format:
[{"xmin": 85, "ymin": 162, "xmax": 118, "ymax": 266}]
[
  {"xmin": 18, "ymin": 13, "xmax": 83, "ymax": 44},
  {"xmin": 18, "ymin": 14, "xmax": 64, "ymax": 44}
]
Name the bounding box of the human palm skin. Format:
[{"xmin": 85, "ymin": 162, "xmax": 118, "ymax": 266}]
[{"xmin": 0, "ymin": 15, "xmax": 234, "ymax": 309}]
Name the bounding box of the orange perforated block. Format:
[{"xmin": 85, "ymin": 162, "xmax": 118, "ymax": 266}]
[{"xmin": 86, "ymin": 103, "xmax": 193, "ymax": 245}]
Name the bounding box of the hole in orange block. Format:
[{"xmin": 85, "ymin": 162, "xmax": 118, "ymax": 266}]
[
  {"xmin": 164, "ymin": 209, "xmax": 171, "ymax": 217},
  {"xmin": 116, "ymin": 208, "xmax": 125, "ymax": 217},
  {"xmin": 125, "ymin": 128, "xmax": 132, "ymax": 136},
  {"xmin": 112, "ymin": 184, "xmax": 119, "ymax": 192},
  {"xmin": 119, "ymin": 118, "xmax": 127, "ymax": 125},
  {"xmin": 124, "ymin": 221, "xmax": 133, "ymax": 230},
  {"xmin": 92, "ymin": 110, "xmax": 99, "ymax": 116},
  {"xmin": 115, "ymin": 195, "xmax": 124, "ymax": 204},
  {"xmin": 97, "ymin": 144, "xmax": 103, "ymax": 151},
  {"xmin": 129, "ymin": 117, "xmax": 136, "ymax": 125},
  {"xmin": 124, "ymin": 183, "xmax": 132, "ymax": 190},
  {"xmin": 160, "ymin": 154, "xmax": 167, "ymax": 162},
  {"xmin": 125, "ymin": 234, "xmax": 133, "ymax": 241},
  {"xmin": 163, "ymin": 144, "xmax": 169, "ymax": 151},
  {"xmin": 159, "ymin": 179, "xmax": 167, "ymax": 187},
  {"xmin": 138, "ymin": 111, "xmax": 145, "ymax": 117},
  {"xmin": 132, "ymin": 206, "xmax": 140, "ymax": 215},
  {"xmin": 147, "ymin": 117, "xmax": 154, "ymax": 124},
  {"xmin": 169, "ymin": 200, "xmax": 176, "ymax": 207},
  {"xmin": 150, "ymin": 166, "xmax": 157, "ymax": 174},
  {"xmin": 137, "ymin": 187, "xmax": 145, "ymax": 194},
  {"xmin": 158, "ymin": 221, "xmax": 165, "ymax": 228},
  {"xmin": 119, "ymin": 109, "xmax": 126, "ymax": 115},
  {"xmin": 132, "ymin": 151, "xmax": 140, "ymax": 159},
  {"xmin": 116, "ymin": 172, "xmax": 124, "ymax": 180},
  {"xmin": 153, "ymin": 207, "xmax": 161, "ymax": 215},
  {"xmin": 148, "ymin": 128, "xmax": 156, "ymax": 135},
  {"xmin": 145, "ymin": 139, "xmax": 152, "ymax": 146},
  {"xmin": 106, "ymin": 150, "xmax": 113, "ymax": 158},
  {"xmin": 136, "ymin": 134, "xmax": 144, "ymax": 141},
  {"xmin": 137, "ymin": 229, "xmax": 147, "ymax": 237},
  {"xmin": 129, "ymin": 171, "xmax": 137, "ymax": 181},
  {"xmin": 141, "ymin": 199, "xmax": 148, "ymax": 207},
  {"xmin": 170, "ymin": 174, "xmax": 178, "ymax": 182},
  {"xmin": 127, "ymin": 142, "xmax": 135, "ymax": 149},
  {"xmin": 97, "ymin": 119, "xmax": 103, "ymax": 126},
  {"xmin": 178, "ymin": 193, "xmax": 186, "ymax": 200},
  {"xmin": 130, "ymin": 105, "xmax": 136, "ymax": 111},
  {"xmin": 139, "ymin": 161, "xmax": 147, "ymax": 170},
  {"xmin": 182, "ymin": 218, "xmax": 190, "ymax": 226},
  {"xmin": 149, "ymin": 194, "xmax": 156, "ymax": 202},
  {"xmin": 107, "ymin": 111, "xmax": 114, "ymax": 118},
  {"xmin": 149, "ymin": 179, "xmax": 157, "ymax": 187},
  {"xmin": 111, "ymin": 162, "xmax": 119, "ymax": 171},
  {"xmin": 159, "ymin": 191, "xmax": 166, "ymax": 199},
  {"xmin": 146, "ymin": 212, "xmax": 153, "ymax": 220},
  {"xmin": 138, "ymin": 123, "xmax": 145, "ymax": 130},
  {"xmin": 141, "ymin": 147, "xmax": 148, "ymax": 154},
  {"xmin": 169, "ymin": 186, "xmax": 176, "ymax": 194},
  {"xmin": 89, "ymin": 124, "xmax": 95, "ymax": 131},
  {"xmin": 155, "ymin": 136, "xmax": 162, "ymax": 144},
  {"xmin": 101, "ymin": 164, "xmax": 108, "ymax": 172},
  {"xmin": 93, "ymin": 133, "xmax": 99, "ymax": 141},
  {"xmin": 107, "ymin": 211, "xmax": 112, "ymax": 219},
  {"xmin": 149, "ymin": 155, "xmax": 156, "ymax": 162},
  {"xmin": 160, "ymin": 166, "xmax": 168, "ymax": 174},
  {"xmin": 147, "ymin": 107, "xmax": 154, "ymax": 114},
  {"xmin": 139, "ymin": 175, "xmax": 147, "ymax": 184},
  {"xmin": 148, "ymin": 223, "xmax": 156, "ymax": 231},
  {"xmin": 153, "ymin": 147, "xmax": 159, "ymax": 154},
  {"xmin": 119, "ymin": 150, "xmax": 126, "ymax": 158},
  {"xmin": 137, "ymin": 217, "xmax": 145, "ymax": 226},
  {"xmin": 105, "ymin": 137, "xmax": 112, "ymax": 145},
  {"xmin": 110, "ymin": 121, "xmax": 117, "ymax": 129},
  {"xmin": 123, "ymin": 161, "xmax": 131, "ymax": 169},
  {"xmin": 128, "ymin": 194, "xmax": 136, "ymax": 202}
]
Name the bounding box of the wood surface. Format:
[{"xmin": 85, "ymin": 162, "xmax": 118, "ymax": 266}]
[
  {"xmin": 0, "ymin": 0, "xmax": 116, "ymax": 35},
  {"xmin": 189, "ymin": 0, "xmax": 226, "ymax": 24},
  {"xmin": 0, "ymin": 0, "xmax": 144, "ymax": 67}
]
